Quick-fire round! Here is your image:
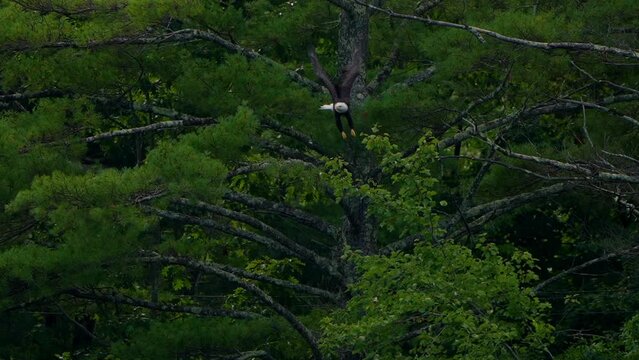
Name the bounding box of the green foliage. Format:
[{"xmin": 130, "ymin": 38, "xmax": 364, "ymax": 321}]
[
  {"xmin": 108, "ymin": 317, "xmax": 308, "ymax": 360},
  {"xmin": 1, "ymin": 0, "xmax": 639, "ymax": 358},
  {"xmin": 324, "ymin": 130, "xmax": 442, "ymax": 238},
  {"xmin": 180, "ymin": 106, "xmax": 259, "ymax": 163},
  {"xmin": 321, "ymin": 242, "xmax": 553, "ymax": 359}
]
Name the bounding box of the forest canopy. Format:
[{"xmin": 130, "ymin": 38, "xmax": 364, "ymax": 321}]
[{"xmin": 1, "ymin": 0, "xmax": 639, "ymax": 359}]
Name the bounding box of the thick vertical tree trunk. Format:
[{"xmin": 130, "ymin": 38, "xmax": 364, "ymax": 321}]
[
  {"xmin": 335, "ymin": 3, "xmax": 378, "ymax": 263},
  {"xmin": 338, "ymin": 4, "xmax": 369, "ymax": 104}
]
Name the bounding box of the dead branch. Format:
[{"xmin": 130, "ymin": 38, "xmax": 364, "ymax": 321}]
[{"xmin": 352, "ymin": 0, "xmax": 639, "ymax": 60}]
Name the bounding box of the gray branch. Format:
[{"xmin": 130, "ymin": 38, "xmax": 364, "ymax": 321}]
[
  {"xmin": 67, "ymin": 288, "xmax": 258, "ymax": 319},
  {"xmin": 223, "ymin": 191, "xmax": 340, "ymax": 241},
  {"xmin": 261, "ymin": 117, "xmax": 327, "ymax": 155},
  {"xmin": 227, "ymin": 160, "xmax": 315, "ymax": 179},
  {"xmin": 7, "ymin": 29, "xmax": 321, "ymax": 92},
  {"xmin": 534, "ymin": 244, "xmax": 639, "ymax": 294},
  {"xmin": 561, "ymin": 98, "xmax": 639, "ymax": 127},
  {"xmin": 258, "ymin": 139, "xmax": 323, "ymax": 166},
  {"xmin": 143, "ymin": 206, "xmax": 303, "ymax": 259},
  {"xmin": 174, "ymin": 198, "xmax": 343, "ymax": 280},
  {"xmin": 0, "ymin": 89, "xmax": 66, "ymax": 101},
  {"xmin": 138, "ymin": 253, "xmax": 323, "ymax": 359},
  {"xmin": 140, "ymin": 253, "xmax": 341, "ymax": 303},
  {"xmin": 438, "ymin": 93, "xmax": 639, "ymax": 150},
  {"xmin": 461, "ymin": 182, "xmax": 572, "ymax": 220},
  {"xmin": 353, "ymin": 0, "xmax": 639, "ymax": 60},
  {"xmin": 366, "ymin": 48, "xmax": 399, "ymax": 94}
]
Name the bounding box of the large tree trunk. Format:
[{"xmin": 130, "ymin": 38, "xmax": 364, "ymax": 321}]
[
  {"xmin": 335, "ymin": 3, "xmax": 378, "ymax": 273},
  {"xmin": 338, "ymin": 4, "xmax": 369, "ymax": 104}
]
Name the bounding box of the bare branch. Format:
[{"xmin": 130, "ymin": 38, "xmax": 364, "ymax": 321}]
[
  {"xmin": 460, "ymin": 147, "xmax": 498, "ymax": 209},
  {"xmin": 415, "ymin": 0, "xmax": 444, "ymax": 15},
  {"xmin": 366, "ymin": 48, "xmax": 399, "ymax": 94},
  {"xmin": 10, "ymin": 0, "xmax": 126, "ymax": 18},
  {"xmin": 389, "ymin": 65, "xmax": 436, "ymax": 90},
  {"xmin": 54, "ymin": 302, "xmax": 104, "ymax": 344},
  {"xmin": 489, "ymin": 141, "xmax": 639, "ymax": 184},
  {"xmin": 438, "ymin": 93, "xmax": 639, "ymax": 150},
  {"xmin": 352, "ymin": 0, "xmax": 639, "ymax": 60},
  {"xmin": 534, "ymin": 244, "xmax": 639, "ymax": 294},
  {"xmin": 66, "ymin": 288, "xmax": 258, "ymax": 319},
  {"xmin": 0, "ymin": 89, "xmax": 66, "ymax": 101},
  {"xmin": 86, "ymin": 118, "xmax": 213, "ymax": 143},
  {"xmin": 570, "ymin": 60, "xmax": 639, "ymax": 95},
  {"xmin": 561, "ymin": 98, "xmax": 639, "ymax": 127},
  {"xmin": 228, "ymin": 350, "xmax": 274, "ymax": 360},
  {"xmin": 439, "ymin": 155, "xmax": 584, "ymax": 182},
  {"xmin": 602, "ymin": 150, "xmax": 639, "ymax": 165},
  {"xmin": 380, "ymin": 234, "xmax": 425, "ymax": 255},
  {"xmin": 462, "ymin": 182, "xmax": 572, "ymax": 220},
  {"xmin": 444, "ymin": 182, "xmax": 572, "ymax": 238}
]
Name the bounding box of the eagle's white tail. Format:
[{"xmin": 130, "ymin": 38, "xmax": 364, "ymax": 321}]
[{"xmin": 319, "ymin": 104, "xmax": 334, "ymax": 111}]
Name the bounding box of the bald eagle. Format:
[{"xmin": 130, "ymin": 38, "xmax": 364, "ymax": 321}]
[{"xmin": 309, "ymin": 46, "xmax": 362, "ymax": 140}]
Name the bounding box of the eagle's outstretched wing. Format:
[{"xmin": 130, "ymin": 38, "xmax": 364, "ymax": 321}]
[
  {"xmin": 308, "ymin": 46, "xmax": 338, "ymax": 101},
  {"xmin": 338, "ymin": 49, "xmax": 362, "ymax": 101}
]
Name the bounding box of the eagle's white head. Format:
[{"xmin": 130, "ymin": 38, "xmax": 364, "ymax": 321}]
[{"xmin": 334, "ymin": 102, "xmax": 349, "ymax": 113}]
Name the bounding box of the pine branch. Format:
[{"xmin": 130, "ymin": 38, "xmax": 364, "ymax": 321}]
[
  {"xmin": 86, "ymin": 118, "xmax": 214, "ymax": 143},
  {"xmin": 260, "ymin": 117, "xmax": 327, "ymax": 155},
  {"xmin": 138, "ymin": 253, "xmax": 323, "ymax": 360},
  {"xmin": 174, "ymin": 198, "xmax": 343, "ymax": 281},
  {"xmin": 88, "ymin": 101, "xmax": 324, "ymax": 160},
  {"xmin": 227, "ymin": 160, "xmax": 315, "ymax": 179},
  {"xmin": 6, "ymin": 29, "xmax": 322, "ymax": 92},
  {"xmin": 352, "ymin": 0, "xmax": 639, "ymax": 60},
  {"xmin": 143, "ymin": 206, "xmax": 304, "ymax": 258},
  {"xmin": 140, "ymin": 252, "xmax": 341, "ymax": 303},
  {"xmin": 10, "ymin": 0, "xmax": 125, "ymax": 18},
  {"xmin": 66, "ymin": 288, "xmax": 258, "ymax": 319},
  {"xmin": 223, "ymin": 191, "xmax": 340, "ymax": 241},
  {"xmin": 258, "ymin": 139, "xmax": 323, "ymax": 166},
  {"xmin": 0, "ymin": 89, "xmax": 66, "ymax": 101}
]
